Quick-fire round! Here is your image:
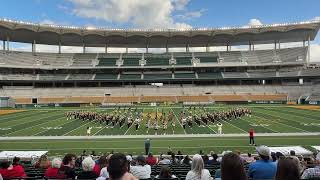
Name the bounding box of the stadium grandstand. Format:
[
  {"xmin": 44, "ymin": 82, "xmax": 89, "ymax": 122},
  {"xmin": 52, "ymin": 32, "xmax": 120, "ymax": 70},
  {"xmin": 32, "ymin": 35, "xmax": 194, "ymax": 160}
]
[
  {"xmin": 0, "ymin": 19, "xmax": 320, "ymax": 105},
  {"xmin": 1, "ymin": 16, "xmax": 320, "ymax": 180}
]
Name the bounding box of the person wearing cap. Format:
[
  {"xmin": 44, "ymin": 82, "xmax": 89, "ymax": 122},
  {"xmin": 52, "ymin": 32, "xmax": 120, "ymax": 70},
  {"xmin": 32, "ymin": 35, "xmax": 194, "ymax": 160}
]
[
  {"xmin": 301, "ymin": 152, "xmax": 320, "ymax": 179},
  {"xmin": 248, "ymin": 145, "xmax": 277, "ymax": 180},
  {"xmin": 130, "ymin": 155, "xmax": 151, "ymax": 179},
  {"xmin": 144, "ymin": 139, "xmax": 151, "ymax": 155}
]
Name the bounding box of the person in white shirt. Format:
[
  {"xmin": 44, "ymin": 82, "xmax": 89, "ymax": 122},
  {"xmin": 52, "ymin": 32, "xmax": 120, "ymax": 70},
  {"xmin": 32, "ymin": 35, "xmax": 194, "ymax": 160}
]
[
  {"xmin": 130, "ymin": 155, "xmax": 151, "ymax": 179},
  {"xmin": 217, "ymin": 123, "xmax": 223, "ymax": 134},
  {"xmin": 186, "ymin": 154, "xmax": 212, "ymax": 180},
  {"xmin": 86, "ymin": 126, "xmax": 92, "ymax": 136}
]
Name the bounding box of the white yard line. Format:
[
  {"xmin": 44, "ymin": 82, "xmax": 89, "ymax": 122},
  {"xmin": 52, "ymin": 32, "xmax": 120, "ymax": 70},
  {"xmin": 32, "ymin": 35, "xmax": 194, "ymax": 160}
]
[
  {"xmin": 4, "ymin": 112, "xmax": 63, "ymax": 136},
  {"xmin": 256, "ymin": 110, "xmax": 310, "ymax": 133},
  {"xmin": 63, "ymin": 121, "xmax": 95, "ymax": 136},
  {"xmin": 171, "ymin": 108, "xmax": 186, "ymax": 134},
  {"xmin": 239, "ymin": 117, "xmax": 279, "ymax": 133}
]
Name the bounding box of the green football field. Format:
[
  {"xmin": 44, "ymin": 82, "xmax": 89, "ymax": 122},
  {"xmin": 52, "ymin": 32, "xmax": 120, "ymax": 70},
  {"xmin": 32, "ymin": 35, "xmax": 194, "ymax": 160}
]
[{"xmin": 0, "ymin": 105, "xmax": 320, "ymax": 155}]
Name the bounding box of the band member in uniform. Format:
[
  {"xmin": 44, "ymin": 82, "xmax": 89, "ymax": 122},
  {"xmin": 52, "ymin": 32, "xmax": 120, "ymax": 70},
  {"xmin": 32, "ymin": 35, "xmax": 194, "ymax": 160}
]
[
  {"xmin": 163, "ymin": 121, "xmax": 168, "ymax": 135},
  {"xmin": 182, "ymin": 117, "xmax": 187, "ymax": 130},
  {"xmin": 134, "ymin": 117, "xmax": 140, "ymax": 131},
  {"xmin": 154, "ymin": 119, "xmax": 159, "ymax": 135},
  {"xmin": 172, "ymin": 121, "xmax": 176, "ymax": 134}
]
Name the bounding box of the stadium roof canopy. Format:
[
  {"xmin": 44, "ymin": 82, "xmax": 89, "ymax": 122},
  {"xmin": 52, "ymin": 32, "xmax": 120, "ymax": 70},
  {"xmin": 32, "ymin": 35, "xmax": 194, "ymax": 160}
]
[{"xmin": 0, "ymin": 18, "xmax": 319, "ymax": 48}]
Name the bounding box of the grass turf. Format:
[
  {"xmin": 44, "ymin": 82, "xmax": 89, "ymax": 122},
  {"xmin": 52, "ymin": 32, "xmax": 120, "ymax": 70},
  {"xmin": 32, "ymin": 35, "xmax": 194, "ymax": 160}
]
[{"xmin": 0, "ymin": 104, "xmax": 320, "ymax": 155}]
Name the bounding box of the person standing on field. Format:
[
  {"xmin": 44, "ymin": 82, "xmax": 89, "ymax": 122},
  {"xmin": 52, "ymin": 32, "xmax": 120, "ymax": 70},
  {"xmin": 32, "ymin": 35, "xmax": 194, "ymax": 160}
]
[
  {"xmin": 145, "ymin": 139, "xmax": 151, "ymax": 155},
  {"xmin": 249, "ymin": 128, "xmax": 255, "ymax": 145}
]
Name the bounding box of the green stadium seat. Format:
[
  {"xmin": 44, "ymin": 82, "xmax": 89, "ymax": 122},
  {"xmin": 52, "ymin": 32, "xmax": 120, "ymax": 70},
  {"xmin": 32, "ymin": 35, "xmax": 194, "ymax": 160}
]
[
  {"xmin": 95, "ymin": 73, "xmax": 118, "ymax": 80},
  {"xmin": 198, "ymin": 72, "xmax": 222, "ymax": 79},
  {"xmin": 146, "ymin": 57, "xmax": 170, "ymax": 66},
  {"xmin": 175, "ymin": 57, "xmax": 192, "ymax": 65},
  {"xmin": 120, "ymin": 74, "xmax": 141, "ymax": 80},
  {"xmin": 174, "ymin": 73, "xmax": 195, "ymax": 79},
  {"xmin": 123, "ymin": 58, "xmax": 140, "ymax": 66},
  {"xmin": 144, "ymin": 73, "xmax": 172, "ymax": 80},
  {"xmin": 199, "ymin": 56, "xmax": 218, "ymax": 63},
  {"xmin": 97, "ymin": 58, "xmax": 117, "ymax": 66}
]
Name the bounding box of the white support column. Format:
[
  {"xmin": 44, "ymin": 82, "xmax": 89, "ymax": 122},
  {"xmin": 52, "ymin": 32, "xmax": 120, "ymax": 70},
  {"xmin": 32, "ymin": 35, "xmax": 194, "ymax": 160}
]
[
  {"xmin": 6, "ymin": 36, "xmax": 9, "ymax": 51},
  {"xmin": 146, "ymin": 44, "xmax": 148, "ymax": 53},
  {"xmin": 58, "ymin": 42, "xmax": 61, "ymax": 54},
  {"xmin": 105, "ymin": 44, "xmax": 108, "ymax": 54},
  {"xmin": 226, "ymin": 45, "xmax": 229, "ymax": 52},
  {"xmin": 249, "ymin": 42, "xmax": 252, "ymax": 51},
  {"xmin": 206, "ymin": 46, "xmax": 210, "ymax": 52},
  {"xmin": 2, "ymin": 40, "xmax": 5, "ymax": 51},
  {"xmin": 32, "ymin": 40, "xmax": 36, "ymax": 53},
  {"xmin": 278, "ymin": 42, "xmax": 281, "ymax": 49},
  {"xmin": 166, "ymin": 46, "xmax": 169, "ymax": 53},
  {"xmin": 253, "ymin": 43, "xmax": 255, "ymax": 51},
  {"xmin": 186, "ymin": 44, "xmax": 189, "ymax": 52},
  {"xmin": 126, "ymin": 47, "xmax": 129, "ymax": 54},
  {"xmin": 274, "ymin": 41, "xmax": 277, "ymax": 50},
  {"xmin": 83, "ymin": 43, "xmax": 85, "ymax": 53},
  {"xmin": 308, "ymin": 36, "xmax": 311, "ymax": 64},
  {"xmin": 303, "ymin": 40, "xmax": 305, "ymax": 47}
]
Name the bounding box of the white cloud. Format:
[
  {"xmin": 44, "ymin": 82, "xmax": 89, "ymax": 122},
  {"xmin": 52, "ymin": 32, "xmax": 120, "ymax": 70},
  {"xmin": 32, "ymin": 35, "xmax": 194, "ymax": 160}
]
[
  {"xmin": 176, "ymin": 9, "xmax": 206, "ymax": 20},
  {"xmin": 172, "ymin": 0, "xmax": 190, "ymax": 10},
  {"xmin": 39, "ymin": 19, "xmax": 56, "ymax": 25},
  {"xmin": 311, "ymin": 16, "xmax": 320, "ymax": 21},
  {"xmin": 248, "ymin": 19, "xmax": 263, "ymax": 26},
  {"xmin": 67, "ymin": 0, "xmax": 193, "ymax": 29}
]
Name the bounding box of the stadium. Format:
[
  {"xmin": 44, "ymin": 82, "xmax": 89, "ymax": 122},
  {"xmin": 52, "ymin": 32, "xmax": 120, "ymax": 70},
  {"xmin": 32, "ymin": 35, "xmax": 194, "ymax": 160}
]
[{"xmin": 0, "ymin": 3, "xmax": 320, "ymax": 179}]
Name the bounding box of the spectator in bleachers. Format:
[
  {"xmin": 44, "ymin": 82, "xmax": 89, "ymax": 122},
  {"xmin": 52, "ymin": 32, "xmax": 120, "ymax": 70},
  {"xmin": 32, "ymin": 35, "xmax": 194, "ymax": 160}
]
[
  {"xmin": 77, "ymin": 156, "xmax": 98, "ymax": 179},
  {"xmin": 275, "ymin": 157, "xmax": 300, "ymax": 180},
  {"xmin": 186, "ymin": 154, "xmax": 212, "ymax": 180},
  {"xmin": 155, "ymin": 166, "xmax": 177, "ymax": 179},
  {"xmin": 96, "ymin": 156, "xmax": 109, "ymax": 180},
  {"xmin": 243, "ymin": 153, "xmax": 255, "ymax": 163},
  {"xmin": 44, "ymin": 158, "xmax": 64, "ymax": 178},
  {"xmin": 208, "ymin": 152, "xmax": 219, "ymax": 166},
  {"xmin": 177, "ymin": 150, "xmax": 183, "ymax": 161},
  {"xmin": 248, "ymin": 145, "xmax": 277, "ymax": 180},
  {"xmin": 159, "ymin": 154, "xmax": 171, "ymax": 165},
  {"xmin": 0, "ymin": 158, "xmax": 27, "ymax": 179},
  {"xmin": 271, "ymin": 152, "xmax": 277, "ymax": 162},
  {"xmin": 108, "ymin": 153, "xmax": 137, "ymax": 180},
  {"xmin": 275, "ymin": 152, "xmax": 284, "ymax": 161},
  {"xmin": 92, "ymin": 155, "xmax": 106, "ymax": 177},
  {"xmin": 181, "ymin": 155, "xmax": 192, "ymax": 166},
  {"xmin": 301, "ymin": 152, "xmax": 320, "ymax": 179},
  {"xmin": 289, "ymin": 150, "xmax": 305, "ymax": 173},
  {"xmin": 202, "ymin": 155, "xmax": 209, "ymax": 165},
  {"xmin": 34, "ymin": 154, "xmax": 51, "ymax": 169},
  {"xmin": 58, "ymin": 153, "xmax": 77, "ymax": 179},
  {"xmin": 221, "ymin": 152, "xmax": 248, "ymax": 180},
  {"xmin": 130, "ymin": 155, "xmax": 151, "ymax": 179},
  {"xmin": 171, "ymin": 153, "xmax": 179, "ymax": 165},
  {"xmin": 146, "ymin": 153, "xmax": 158, "ymax": 166}
]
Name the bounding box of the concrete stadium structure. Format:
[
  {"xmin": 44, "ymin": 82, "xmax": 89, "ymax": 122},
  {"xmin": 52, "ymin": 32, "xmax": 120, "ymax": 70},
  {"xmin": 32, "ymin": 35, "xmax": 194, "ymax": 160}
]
[{"xmin": 0, "ymin": 18, "xmax": 320, "ymax": 105}]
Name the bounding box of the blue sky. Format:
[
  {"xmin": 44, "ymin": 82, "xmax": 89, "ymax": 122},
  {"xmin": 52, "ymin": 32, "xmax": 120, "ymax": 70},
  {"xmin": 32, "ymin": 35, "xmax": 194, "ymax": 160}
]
[
  {"xmin": 0, "ymin": 0, "xmax": 320, "ymax": 60},
  {"xmin": 1, "ymin": 0, "xmax": 319, "ymax": 28}
]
